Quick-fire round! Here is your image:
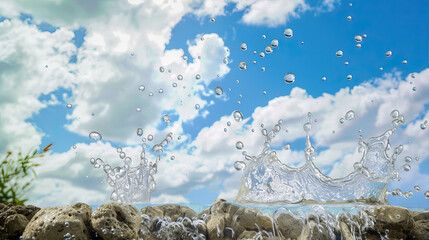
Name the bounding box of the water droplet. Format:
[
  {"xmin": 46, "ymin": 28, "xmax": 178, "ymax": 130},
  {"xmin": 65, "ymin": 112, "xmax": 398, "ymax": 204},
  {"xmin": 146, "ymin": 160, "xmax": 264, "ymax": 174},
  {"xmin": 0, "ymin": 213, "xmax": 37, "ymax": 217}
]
[
  {"xmin": 170, "ymin": 156, "xmax": 175, "ymax": 160},
  {"xmin": 66, "ymin": 104, "xmax": 72, "ymax": 109},
  {"xmin": 414, "ymin": 185, "xmax": 421, "ymax": 192},
  {"xmin": 396, "ymin": 214, "xmax": 400, "ymax": 219},
  {"xmin": 239, "ymin": 61, "xmax": 247, "ymax": 70},
  {"xmin": 89, "ymin": 132, "xmax": 102, "ymax": 140},
  {"xmin": 259, "ymin": 52, "xmax": 265, "ymax": 58},
  {"xmin": 379, "ymin": 67, "xmax": 384, "ymax": 71},
  {"xmin": 345, "ymin": 61, "xmax": 349, "ymax": 65},
  {"xmin": 147, "ymin": 134, "xmax": 153, "ymax": 141},
  {"xmin": 240, "ymin": 43, "xmax": 247, "ymax": 51},
  {"xmin": 234, "ymin": 161, "xmax": 246, "ymax": 171},
  {"xmin": 284, "ymin": 73, "xmax": 295, "ymax": 83},
  {"xmin": 336, "ymin": 50, "xmax": 343, "ymax": 57},
  {"xmin": 412, "ymin": 87, "xmax": 417, "ymax": 91},
  {"xmin": 339, "ymin": 118, "xmax": 345, "ymax": 124},
  {"xmin": 284, "ymin": 28, "xmax": 293, "ymax": 38},
  {"xmin": 223, "ymin": 57, "xmax": 228, "ymax": 64},
  {"xmin": 235, "ymin": 141, "xmax": 244, "ymax": 150},
  {"xmin": 347, "ymin": 16, "xmax": 352, "ymax": 21},
  {"xmin": 139, "ymin": 85, "xmax": 145, "ymax": 91},
  {"xmin": 149, "ymin": 92, "xmax": 154, "ymax": 96},
  {"xmin": 386, "ymin": 51, "xmax": 392, "ymax": 57},
  {"xmin": 363, "ymin": 34, "xmax": 367, "ymax": 38},
  {"xmin": 162, "ymin": 114, "xmax": 170, "ymax": 124},
  {"xmin": 227, "ymin": 121, "xmax": 231, "ymax": 126},
  {"xmin": 261, "ymin": 67, "xmax": 265, "ymax": 71},
  {"xmin": 355, "ymin": 35, "xmax": 362, "ymax": 42},
  {"xmin": 136, "ymin": 107, "xmax": 141, "ymax": 112},
  {"xmin": 233, "ymin": 111, "xmax": 243, "ymax": 122},
  {"xmin": 158, "ymin": 88, "xmax": 163, "ymax": 93},
  {"xmin": 183, "ymin": 55, "xmax": 188, "ymax": 61},
  {"xmin": 159, "ymin": 67, "xmax": 164, "ymax": 72},
  {"xmin": 177, "ymin": 75, "xmax": 183, "ymax": 80},
  {"xmin": 262, "ymin": 34, "xmax": 266, "ymax": 39},
  {"xmin": 345, "ymin": 110, "xmax": 355, "ymax": 120},
  {"xmin": 425, "ymin": 191, "xmax": 429, "ymax": 199},
  {"xmin": 405, "ymin": 156, "xmax": 412, "ymax": 163},
  {"xmin": 403, "ymin": 164, "xmax": 411, "ymax": 171},
  {"xmin": 137, "ymin": 128, "xmax": 143, "ymax": 136},
  {"xmin": 215, "ymin": 86, "xmax": 223, "ymax": 95},
  {"xmin": 390, "ymin": 110, "xmax": 399, "ymax": 119},
  {"xmin": 411, "ymin": 73, "xmax": 416, "ymax": 78},
  {"xmin": 265, "ymin": 46, "xmax": 273, "ymax": 53},
  {"xmin": 195, "ymin": 104, "xmax": 200, "ymax": 110},
  {"xmin": 72, "ymin": 145, "xmax": 77, "ymax": 149},
  {"xmin": 347, "ymin": 74, "xmax": 352, "ymax": 80},
  {"xmin": 263, "ymin": 91, "xmax": 267, "ymax": 95},
  {"xmin": 356, "ymin": 43, "xmax": 361, "ymax": 48},
  {"xmin": 322, "ymin": 77, "xmax": 327, "ymax": 81},
  {"xmin": 210, "ymin": 17, "xmax": 215, "ymax": 22},
  {"xmin": 420, "ymin": 122, "xmax": 427, "ymax": 130},
  {"xmin": 195, "ymin": 74, "xmax": 201, "ymax": 80},
  {"xmin": 284, "ymin": 144, "xmax": 290, "ymax": 150},
  {"xmin": 65, "ymin": 222, "xmax": 69, "ymax": 227},
  {"xmin": 402, "ymin": 60, "xmax": 407, "ymax": 64},
  {"xmin": 271, "ymin": 39, "xmax": 279, "ymax": 48}
]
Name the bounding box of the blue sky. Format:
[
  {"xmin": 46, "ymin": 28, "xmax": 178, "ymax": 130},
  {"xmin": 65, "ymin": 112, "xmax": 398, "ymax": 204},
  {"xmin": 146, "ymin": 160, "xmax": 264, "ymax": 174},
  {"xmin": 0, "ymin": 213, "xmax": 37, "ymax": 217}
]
[{"xmin": 1, "ymin": 0, "xmax": 429, "ymax": 208}]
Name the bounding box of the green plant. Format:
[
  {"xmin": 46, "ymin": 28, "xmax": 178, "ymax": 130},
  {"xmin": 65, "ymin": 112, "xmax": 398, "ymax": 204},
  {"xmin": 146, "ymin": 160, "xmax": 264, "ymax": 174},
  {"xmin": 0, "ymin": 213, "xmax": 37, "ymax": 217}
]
[{"xmin": 0, "ymin": 143, "xmax": 53, "ymax": 205}]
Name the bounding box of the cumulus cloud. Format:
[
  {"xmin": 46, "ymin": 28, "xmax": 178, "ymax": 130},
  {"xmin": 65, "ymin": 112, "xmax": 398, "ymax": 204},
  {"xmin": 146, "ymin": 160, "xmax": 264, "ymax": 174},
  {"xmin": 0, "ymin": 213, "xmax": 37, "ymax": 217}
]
[{"xmin": 0, "ymin": 19, "xmax": 76, "ymax": 154}]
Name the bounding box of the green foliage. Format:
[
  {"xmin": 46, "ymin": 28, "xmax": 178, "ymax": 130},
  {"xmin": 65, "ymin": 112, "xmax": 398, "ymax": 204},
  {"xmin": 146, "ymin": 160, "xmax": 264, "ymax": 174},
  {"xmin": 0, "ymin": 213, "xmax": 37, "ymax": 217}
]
[{"xmin": 0, "ymin": 143, "xmax": 53, "ymax": 205}]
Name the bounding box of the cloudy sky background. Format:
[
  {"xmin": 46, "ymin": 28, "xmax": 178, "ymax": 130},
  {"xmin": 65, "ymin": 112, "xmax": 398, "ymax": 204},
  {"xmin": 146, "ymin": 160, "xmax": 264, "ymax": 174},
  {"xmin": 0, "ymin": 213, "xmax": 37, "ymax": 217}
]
[{"xmin": 1, "ymin": 0, "xmax": 429, "ymax": 208}]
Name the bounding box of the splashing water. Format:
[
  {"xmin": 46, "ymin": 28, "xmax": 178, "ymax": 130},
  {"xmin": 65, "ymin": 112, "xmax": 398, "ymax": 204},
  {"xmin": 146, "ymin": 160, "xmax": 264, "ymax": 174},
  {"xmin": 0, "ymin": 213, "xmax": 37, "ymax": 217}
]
[
  {"xmin": 90, "ymin": 132, "xmax": 173, "ymax": 203},
  {"xmin": 235, "ymin": 111, "xmax": 407, "ymax": 204}
]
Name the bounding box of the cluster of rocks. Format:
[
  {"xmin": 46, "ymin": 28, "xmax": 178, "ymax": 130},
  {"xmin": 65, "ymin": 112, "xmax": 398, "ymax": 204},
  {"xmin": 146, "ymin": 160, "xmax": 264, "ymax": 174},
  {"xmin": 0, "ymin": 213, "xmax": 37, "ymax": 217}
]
[{"xmin": 0, "ymin": 199, "xmax": 428, "ymax": 239}]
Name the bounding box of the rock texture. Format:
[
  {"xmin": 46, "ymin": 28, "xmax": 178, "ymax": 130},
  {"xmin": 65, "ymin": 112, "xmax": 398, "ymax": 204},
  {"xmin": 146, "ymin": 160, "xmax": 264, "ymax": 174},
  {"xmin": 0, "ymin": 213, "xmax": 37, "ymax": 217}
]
[
  {"xmin": 22, "ymin": 203, "xmax": 91, "ymax": 240},
  {"xmin": 0, "ymin": 203, "xmax": 40, "ymax": 240},
  {"xmin": 91, "ymin": 201, "xmax": 140, "ymax": 240},
  {"xmin": 0, "ymin": 200, "xmax": 427, "ymax": 240}
]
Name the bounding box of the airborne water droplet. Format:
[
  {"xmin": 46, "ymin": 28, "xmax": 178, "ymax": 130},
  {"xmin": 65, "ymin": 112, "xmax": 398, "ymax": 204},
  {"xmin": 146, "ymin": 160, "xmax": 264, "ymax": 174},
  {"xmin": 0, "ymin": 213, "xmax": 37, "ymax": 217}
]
[
  {"xmin": 355, "ymin": 35, "xmax": 362, "ymax": 42},
  {"xmin": 336, "ymin": 50, "xmax": 343, "ymax": 57},
  {"xmin": 284, "ymin": 28, "xmax": 293, "ymax": 38},
  {"xmin": 139, "ymin": 85, "xmax": 145, "ymax": 91},
  {"xmin": 137, "ymin": 128, "xmax": 143, "ymax": 136},
  {"xmin": 414, "ymin": 185, "xmax": 421, "ymax": 192},
  {"xmin": 66, "ymin": 104, "xmax": 72, "ymax": 109},
  {"xmin": 196, "ymin": 74, "xmax": 201, "ymax": 80},
  {"xmin": 347, "ymin": 16, "xmax": 352, "ymax": 21},
  {"xmin": 234, "ymin": 161, "xmax": 246, "ymax": 171},
  {"xmin": 239, "ymin": 62, "xmax": 247, "ymax": 70},
  {"xmin": 345, "ymin": 110, "xmax": 355, "ymax": 120},
  {"xmin": 259, "ymin": 52, "xmax": 265, "ymax": 58},
  {"xmin": 386, "ymin": 51, "xmax": 392, "ymax": 57},
  {"xmin": 347, "ymin": 74, "xmax": 352, "ymax": 80},
  {"xmin": 402, "ymin": 60, "xmax": 408, "ymax": 64},
  {"xmin": 162, "ymin": 114, "xmax": 170, "ymax": 123},
  {"xmin": 265, "ymin": 46, "xmax": 273, "ymax": 53},
  {"xmin": 271, "ymin": 39, "xmax": 279, "ymax": 48},
  {"xmin": 159, "ymin": 67, "xmax": 164, "ymax": 72},
  {"xmin": 425, "ymin": 191, "xmax": 429, "ymax": 199},
  {"xmin": 240, "ymin": 43, "xmax": 247, "ymax": 51},
  {"xmin": 284, "ymin": 73, "xmax": 295, "ymax": 84},
  {"xmin": 233, "ymin": 110, "xmax": 243, "ymax": 122},
  {"xmin": 215, "ymin": 87, "xmax": 223, "ymax": 95},
  {"xmin": 177, "ymin": 75, "xmax": 183, "ymax": 80},
  {"xmin": 195, "ymin": 104, "xmax": 200, "ymax": 110},
  {"xmin": 235, "ymin": 141, "xmax": 244, "ymax": 150},
  {"xmin": 147, "ymin": 134, "xmax": 153, "ymax": 141},
  {"xmin": 89, "ymin": 131, "xmax": 102, "ymax": 140},
  {"xmin": 339, "ymin": 118, "xmax": 345, "ymax": 124},
  {"xmin": 284, "ymin": 144, "xmax": 290, "ymax": 150},
  {"xmin": 322, "ymin": 77, "xmax": 327, "ymax": 81}
]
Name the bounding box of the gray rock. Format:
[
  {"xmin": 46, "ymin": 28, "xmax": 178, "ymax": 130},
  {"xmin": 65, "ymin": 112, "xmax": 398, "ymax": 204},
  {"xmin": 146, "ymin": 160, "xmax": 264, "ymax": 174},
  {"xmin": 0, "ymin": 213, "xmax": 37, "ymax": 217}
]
[
  {"xmin": 0, "ymin": 205, "xmax": 40, "ymax": 226},
  {"xmin": 369, "ymin": 205, "xmax": 415, "ymax": 239},
  {"xmin": 276, "ymin": 212, "xmax": 303, "ymax": 238},
  {"xmin": 4, "ymin": 214, "xmax": 29, "ymax": 238},
  {"xmin": 412, "ymin": 211, "xmax": 429, "ymax": 222},
  {"xmin": 410, "ymin": 219, "xmax": 429, "ymax": 240},
  {"xmin": 237, "ymin": 230, "xmax": 257, "ymax": 239},
  {"xmin": 91, "ymin": 201, "xmax": 140, "ymax": 240},
  {"xmin": 206, "ymin": 213, "xmax": 225, "ymax": 240},
  {"xmin": 141, "ymin": 204, "xmax": 197, "ymax": 222},
  {"xmin": 22, "ymin": 203, "xmax": 91, "ymax": 240},
  {"xmin": 298, "ymin": 220, "xmax": 330, "ymax": 240}
]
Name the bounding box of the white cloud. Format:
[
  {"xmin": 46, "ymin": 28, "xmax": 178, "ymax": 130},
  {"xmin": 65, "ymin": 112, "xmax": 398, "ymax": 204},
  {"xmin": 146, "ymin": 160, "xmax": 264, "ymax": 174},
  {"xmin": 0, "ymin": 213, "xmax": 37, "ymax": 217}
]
[
  {"xmin": 151, "ymin": 194, "xmax": 190, "ymax": 204},
  {"xmin": 0, "ymin": 19, "xmax": 76, "ymax": 154},
  {"xmin": 233, "ymin": 0, "xmax": 309, "ymax": 27}
]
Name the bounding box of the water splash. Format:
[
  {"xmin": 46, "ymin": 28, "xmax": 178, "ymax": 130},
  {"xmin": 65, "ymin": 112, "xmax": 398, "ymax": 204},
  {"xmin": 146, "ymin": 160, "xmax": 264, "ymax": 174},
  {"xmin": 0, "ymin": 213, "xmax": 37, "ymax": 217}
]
[
  {"xmin": 90, "ymin": 132, "xmax": 173, "ymax": 203},
  {"xmin": 235, "ymin": 111, "xmax": 407, "ymax": 204}
]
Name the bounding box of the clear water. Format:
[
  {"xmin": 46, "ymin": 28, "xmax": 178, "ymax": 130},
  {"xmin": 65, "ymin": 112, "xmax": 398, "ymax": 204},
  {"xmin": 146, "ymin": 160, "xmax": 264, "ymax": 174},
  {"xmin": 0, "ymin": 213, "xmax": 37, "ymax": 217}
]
[{"xmin": 235, "ymin": 111, "xmax": 410, "ymax": 204}]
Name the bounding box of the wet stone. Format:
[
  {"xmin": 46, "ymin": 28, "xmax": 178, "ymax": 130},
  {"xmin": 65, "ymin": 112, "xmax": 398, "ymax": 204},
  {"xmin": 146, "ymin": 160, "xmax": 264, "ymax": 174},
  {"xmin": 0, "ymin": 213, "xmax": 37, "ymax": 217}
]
[
  {"xmin": 141, "ymin": 204, "xmax": 197, "ymax": 222},
  {"xmin": 4, "ymin": 214, "xmax": 29, "ymax": 239},
  {"xmin": 91, "ymin": 201, "xmax": 140, "ymax": 240},
  {"xmin": 22, "ymin": 203, "xmax": 91, "ymax": 240},
  {"xmin": 410, "ymin": 219, "xmax": 429, "ymax": 240},
  {"xmin": 276, "ymin": 212, "xmax": 303, "ymax": 238},
  {"xmin": 368, "ymin": 205, "xmax": 415, "ymax": 239}
]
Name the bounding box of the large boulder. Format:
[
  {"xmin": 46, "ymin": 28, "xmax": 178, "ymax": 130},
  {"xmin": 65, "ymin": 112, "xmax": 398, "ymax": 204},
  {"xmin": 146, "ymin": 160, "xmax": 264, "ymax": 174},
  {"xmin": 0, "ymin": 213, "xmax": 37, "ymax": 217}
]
[
  {"xmin": 22, "ymin": 203, "xmax": 91, "ymax": 240},
  {"xmin": 91, "ymin": 201, "xmax": 140, "ymax": 240},
  {"xmin": 276, "ymin": 212, "xmax": 304, "ymax": 238},
  {"xmin": 0, "ymin": 204, "xmax": 40, "ymax": 239},
  {"xmin": 368, "ymin": 206, "xmax": 415, "ymax": 239}
]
